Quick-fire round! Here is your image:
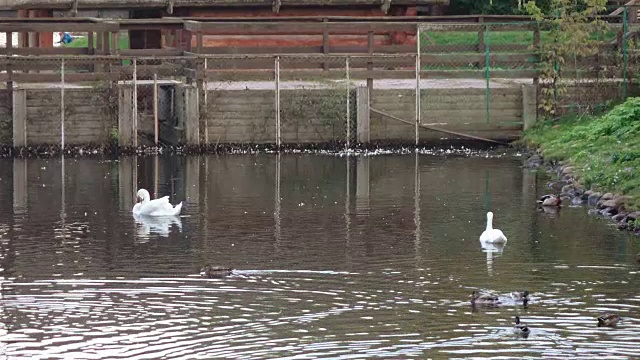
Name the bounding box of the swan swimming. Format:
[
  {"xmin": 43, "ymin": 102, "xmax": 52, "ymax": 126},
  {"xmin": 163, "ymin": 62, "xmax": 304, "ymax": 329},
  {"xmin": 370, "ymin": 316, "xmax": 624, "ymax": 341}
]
[
  {"xmin": 479, "ymin": 211, "xmax": 507, "ymax": 243},
  {"xmin": 132, "ymin": 188, "xmax": 183, "ymax": 217}
]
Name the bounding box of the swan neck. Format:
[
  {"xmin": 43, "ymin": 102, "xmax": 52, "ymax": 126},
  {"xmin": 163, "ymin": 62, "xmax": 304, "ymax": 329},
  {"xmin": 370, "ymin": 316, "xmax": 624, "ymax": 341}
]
[{"xmin": 486, "ymin": 214, "xmax": 493, "ymax": 231}]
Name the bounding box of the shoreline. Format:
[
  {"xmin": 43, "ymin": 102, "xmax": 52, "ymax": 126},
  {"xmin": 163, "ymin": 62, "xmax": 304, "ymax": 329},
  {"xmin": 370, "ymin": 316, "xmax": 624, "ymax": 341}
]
[
  {"xmin": 522, "ymin": 151, "xmax": 640, "ymax": 237},
  {"xmin": 0, "ymin": 139, "xmax": 510, "ymax": 159}
]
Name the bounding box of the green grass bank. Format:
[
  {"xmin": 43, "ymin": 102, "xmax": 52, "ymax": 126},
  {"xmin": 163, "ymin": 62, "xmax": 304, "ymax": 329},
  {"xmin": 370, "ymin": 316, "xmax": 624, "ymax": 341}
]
[{"xmin": 521, "ymin": 97, "xmax": 640, "ymax": 209}]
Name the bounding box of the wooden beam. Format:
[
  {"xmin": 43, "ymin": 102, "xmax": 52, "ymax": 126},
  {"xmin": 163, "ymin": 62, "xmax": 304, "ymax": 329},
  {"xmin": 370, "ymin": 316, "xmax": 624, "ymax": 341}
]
[{"xmin": 185, "ymin": 21, "xmax": 417, "ymax": 35}]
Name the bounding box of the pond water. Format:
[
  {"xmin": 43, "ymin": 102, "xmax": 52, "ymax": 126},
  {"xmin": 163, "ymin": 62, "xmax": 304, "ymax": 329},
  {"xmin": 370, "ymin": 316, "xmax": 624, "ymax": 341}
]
[{"xmin": 0, "ymin": 151, "xmax": 638, "ymax": 359}]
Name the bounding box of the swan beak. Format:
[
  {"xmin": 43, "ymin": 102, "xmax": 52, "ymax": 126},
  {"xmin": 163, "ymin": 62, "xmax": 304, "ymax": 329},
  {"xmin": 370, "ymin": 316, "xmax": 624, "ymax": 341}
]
[{"xmin": 136, "ymin": 195, "xmax": 141, "ymax": 203}]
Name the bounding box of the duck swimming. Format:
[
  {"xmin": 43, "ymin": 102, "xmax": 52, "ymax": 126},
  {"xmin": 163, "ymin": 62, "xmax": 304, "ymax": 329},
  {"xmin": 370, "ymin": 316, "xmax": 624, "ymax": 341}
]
[
  {"xmin": 200, "ymin": 265, "xmax": 234, "ymax": 278},
  {"xmin": 470, "ymin": 290, "xmax": 501, "ymax": 307},
  {"xmin": 597, "ymin": 313, "xmax": 621, "ymax": 327},
  {"xmin": 513, "ymin": 316, "xmax": 531, "ymax": 337},
  {"xmin": 537, "ymin": 194, "xmax": 562, "ymax": 207},
  {"xmin": 510, "ymin": 290, "xmax": 530, "ymax": 306}
]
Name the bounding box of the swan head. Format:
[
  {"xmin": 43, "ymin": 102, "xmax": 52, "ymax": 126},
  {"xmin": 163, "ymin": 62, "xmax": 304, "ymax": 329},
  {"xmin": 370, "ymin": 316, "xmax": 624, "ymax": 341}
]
[
  {"xmin": 136, "ymin": 189, "xmax": 151, "ymax": 203},
  {"xmin": 486, "ymin": 211, "xmax": 494, "ymax": 221}
]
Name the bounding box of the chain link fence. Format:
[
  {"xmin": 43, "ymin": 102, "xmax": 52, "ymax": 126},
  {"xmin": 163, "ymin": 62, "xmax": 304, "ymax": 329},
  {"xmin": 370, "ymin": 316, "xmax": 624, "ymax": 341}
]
[{"xmin": 2, "ymin": 7, "xmax": 640, "ymax": 152}]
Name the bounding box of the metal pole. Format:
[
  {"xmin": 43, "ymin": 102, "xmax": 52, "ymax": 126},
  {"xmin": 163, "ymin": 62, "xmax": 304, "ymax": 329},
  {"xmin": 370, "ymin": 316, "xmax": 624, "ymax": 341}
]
[
  {"xmin": 275, "ymin": 56, "xmax": 281, "ymax": 148},
  {"xmin": 415, "ymin": 26, "xmax": 421, "ymax": 147},
  {"xmin": 61, "ymin": 58, "xmax": 65, "ymax": 151},
  {"xmin": 153, "ymin": 73, "xmax": 159, "ymax": 146},
  {"xmin": 133, "ymin": 58, "xmax": 138, "ymax": 148},
  {"xmin": 485, "ymin": 24, "xmax": 491, "ymax": 124},
  {"xmin": 346, "ymin": 56, "xmax": 351, "ymax": 150},
  {"xmin": 204, "ymin": 58, "xmax": 209, "ymax": 145},
  {"xmin": 623, "ymin": 6, "xmax": 629, "ymax": 100}
]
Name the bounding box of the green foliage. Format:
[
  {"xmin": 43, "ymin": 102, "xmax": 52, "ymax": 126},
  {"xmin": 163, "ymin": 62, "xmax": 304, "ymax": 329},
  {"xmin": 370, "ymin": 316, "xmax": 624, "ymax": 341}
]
[
  {"xmin": 525, "ymin": 0, "xmax": 608, "ymax": 115},
  {"xmin": 448, "ymin": 0, "xmax": 552, "ymax": 15},
  {"xmin": 524, "ymin": 97, "xmax": 640, "ymax": 208}
]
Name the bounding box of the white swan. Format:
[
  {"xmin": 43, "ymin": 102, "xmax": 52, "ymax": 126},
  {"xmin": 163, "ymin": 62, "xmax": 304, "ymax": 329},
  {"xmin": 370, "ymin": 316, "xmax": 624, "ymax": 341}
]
[
  {"xmin": 132, "ymin": 188, "xmax": 183, "ymax": 217},
  {"xmin": 133, "ymin": 212, "xmax": 182, "ymax": 238},
  {"xmin": 479, "ymin": 211, "xmax": 507, "ymax": 243}
]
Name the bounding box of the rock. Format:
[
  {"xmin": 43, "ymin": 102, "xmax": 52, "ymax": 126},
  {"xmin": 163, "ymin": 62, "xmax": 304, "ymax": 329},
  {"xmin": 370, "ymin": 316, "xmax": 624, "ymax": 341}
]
[
  {"xmin": 600, "ymin": 196, "xmax": 630, "ymax": 210},
  {"xmin": 600, "ymin": 207, "xmax": 618, "ymax": 217},
  {"xmin": 612, "ymin": 213, "xmax": 628, "ymax": 222},
  {"xmin": 561, "ymin": 174, "xmax": 574, "ymax": 182},
  {"xmin": 588, "ymin": 192, "xmax": 602, "ymax": 206},
  {"xmin": 525, "ymin": 155, "xmax": 543, "ymax": 168},
  {"xmin": 626, "ymin": 211, "xmax": 640, "ymax": 221},
  {"xmin": 601, "ymin": 193, "xmax": 615, "ymax": 201},
  {"xmin": 618, "ymin": 222, "xmax": 629, "ymax": 230},
  {"xmin": 588, "ymin": 208, "xmax": 601, "ymax": 216},
  {"xmin": 548, "ymin": 180, "xmax": 569, "ymax": 191},
  {"xmin": 561, "ymin": 184, "xmax": 574, "ymax": 194},
  {"xmin": 582, "ymin": 190, "xmax": 593, "ymax": 201},
  {"xmin": 572, "ymin": 197, "xmax": 584, "ymax": 205},
  {"xmin": 561, "ymin": 166, "xmax": 574, "ymax": 175}
]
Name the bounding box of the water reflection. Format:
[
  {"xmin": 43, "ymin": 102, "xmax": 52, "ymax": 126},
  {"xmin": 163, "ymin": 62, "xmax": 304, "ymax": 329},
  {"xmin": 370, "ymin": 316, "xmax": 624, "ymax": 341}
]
[
  {"xmin": 133, "ymin": 213, "xmax": 182, "ymax": 239},
  {"xmin": 0, "ymin": 152, "xmax": 638, "ymax": 359}
]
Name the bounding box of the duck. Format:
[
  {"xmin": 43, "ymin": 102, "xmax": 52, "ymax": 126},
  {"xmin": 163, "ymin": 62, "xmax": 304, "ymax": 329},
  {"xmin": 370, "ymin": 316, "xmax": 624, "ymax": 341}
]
[
  {"xmin": 510, "ymin": 290, "xmax": 529, "ymax": 301},
  {"xmin": 537, "ymin": 194, "xmax": 562, "ymax": 207},
  {"xmin": 132, "ymin": 188, "xmax": 183, "ymax": 217},
  {"xmin": 470, "ymin": 290, "xmax": 501, "ymax": 307},
  {"xmin": 597, "ymin": 313, "xmax": 621, "ymax": 327},
  {"xmin": 200, "ymin": 265, "xmax": 234, "ymax": 278},
  {"xmin": 479, "ymin": 211, "xmax": 508, "ymax": 243},
  {"xmin": 513, "ymin": 316, "xmax": 531, "ymax": 337}
]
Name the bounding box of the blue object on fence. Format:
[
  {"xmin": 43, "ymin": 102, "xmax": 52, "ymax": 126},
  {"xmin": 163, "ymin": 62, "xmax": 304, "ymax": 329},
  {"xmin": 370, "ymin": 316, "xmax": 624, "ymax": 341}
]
[{"xmin": 61, "ymin": 32, "xmax": 73, "ymax": 44}]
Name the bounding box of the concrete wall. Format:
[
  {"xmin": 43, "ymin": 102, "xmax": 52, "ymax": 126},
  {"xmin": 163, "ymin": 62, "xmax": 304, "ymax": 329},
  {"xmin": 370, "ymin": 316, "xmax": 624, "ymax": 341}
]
[
  {"xmin": 370, "ymin": 88, "xmax": 523, "ymax": 142},
  {"xmin": 21, "ymin": 88, "xmax": 115, "ymax": 146},
  {"xmin": 205, "ymin": 89, "xmax": 352, "ymax": 144}
]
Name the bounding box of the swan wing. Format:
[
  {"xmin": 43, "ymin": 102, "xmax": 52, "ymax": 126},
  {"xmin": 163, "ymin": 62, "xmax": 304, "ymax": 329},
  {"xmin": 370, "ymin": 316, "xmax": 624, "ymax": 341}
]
[{"xmin": 139, "ymin": 196, "xmax": 182, "ymax": 216}]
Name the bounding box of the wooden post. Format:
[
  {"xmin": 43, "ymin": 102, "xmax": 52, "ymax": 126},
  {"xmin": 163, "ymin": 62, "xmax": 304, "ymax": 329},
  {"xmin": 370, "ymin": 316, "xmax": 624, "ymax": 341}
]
[
  {"xmin": 96, "ymin": 31, "xmax": 103, "ymax": 54},
  {"xmin": 184, "ymin": 84, "xmax": 200, "ymax": 146},
  {"xmin": 322, "ymin": 18, "xmax": 329, "ymax": 70},
  {"xmin": 366, "ymin": 30, "xmax": 374, "ymax": 114},
  {"xmin": 118, "ymin": 85, "xmax": 134, "ymax": 147},
  {"xmin": 478, "ymin": 16, "xmax": 485, "ymax": 53},
  {"xmin": 12, "ymin": 88, "xmax": 26, "ymax": 147},
  {"xmin": 356, "ymin": 86, "xmax": 370, "ymax": 144},
  {"xmin": 111, "ymin": 32, "xmax": 119, "ymax": 55},
  {"xmin": 522, "ymin": 84, "xmax": 537, "ymax": 130},
  {"xmin": 6, "ymin": 32, "xmax": 13, "ymax": 97},
  {"xmin": 275, "ymin": 56, "xmax": 281, "ymax": 147},
  {"xmin": 154, "ymin": 73, "xmax": 159, "ymax": 146},
  {"xmin": 88, "ymin": 31, "xmax": 94, "ymax": 54},
  {"xmin": 196, "ymin": 31, "xmax": 203, "ymax": 53}
]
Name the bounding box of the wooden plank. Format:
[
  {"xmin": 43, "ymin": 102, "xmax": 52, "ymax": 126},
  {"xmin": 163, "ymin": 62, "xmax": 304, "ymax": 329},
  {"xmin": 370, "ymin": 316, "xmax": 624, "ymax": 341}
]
[
  {"xmin": 201, "ymin": 46, "xmax": 323, "ymax": 54},
  {"xmin": 0, "ymin": 47, "xmax": 89, "ymax": 55},
  {"xmin": 119, "ymin": 49, "xmax": 184, "ymax": 56},
  {"xmin": 9, "ymin": 72, "xmax": 120, "ymax": 83},
  {"xmin": 0, "ymin": 23, "xmax": 118, "ymax": 32},
  {"xmin": 187, "ymin": 22, "xmax": 417, "ymax": 35}
]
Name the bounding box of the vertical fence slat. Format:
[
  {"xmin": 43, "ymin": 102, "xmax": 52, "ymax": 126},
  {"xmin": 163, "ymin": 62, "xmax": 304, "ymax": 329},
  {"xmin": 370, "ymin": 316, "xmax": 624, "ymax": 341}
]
[
  {"xmin": 346, "ymin": 56, "xmax": 350, "ymax": 150},
  {"xmin": 154, "ymin": 73, "xmax": 159, "ymax": 146},
  {"xmin": 415, "ymin": 26, "xmax": 421, "ymax": 147},
  {"xmin": 275, "ymin": 56, "xmax": 281, "ymax": 148},
  {"xmin": 133, "ymin": 58, "xmax": 138, "ymax": 148},
  {"xmin": 61, "ymin": 58, "xmax": 65, "ymax": 151}
]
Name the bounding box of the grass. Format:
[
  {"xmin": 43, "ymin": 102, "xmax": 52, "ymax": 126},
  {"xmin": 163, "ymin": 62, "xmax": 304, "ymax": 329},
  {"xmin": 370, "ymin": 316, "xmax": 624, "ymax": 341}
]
[
  {"xmin": 522, "ymin": 97, "xmax": 640, "ymax": 209},
  {"xmin": 64, "ymin": 33, "xmax": 130, "ymax": 50}
]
